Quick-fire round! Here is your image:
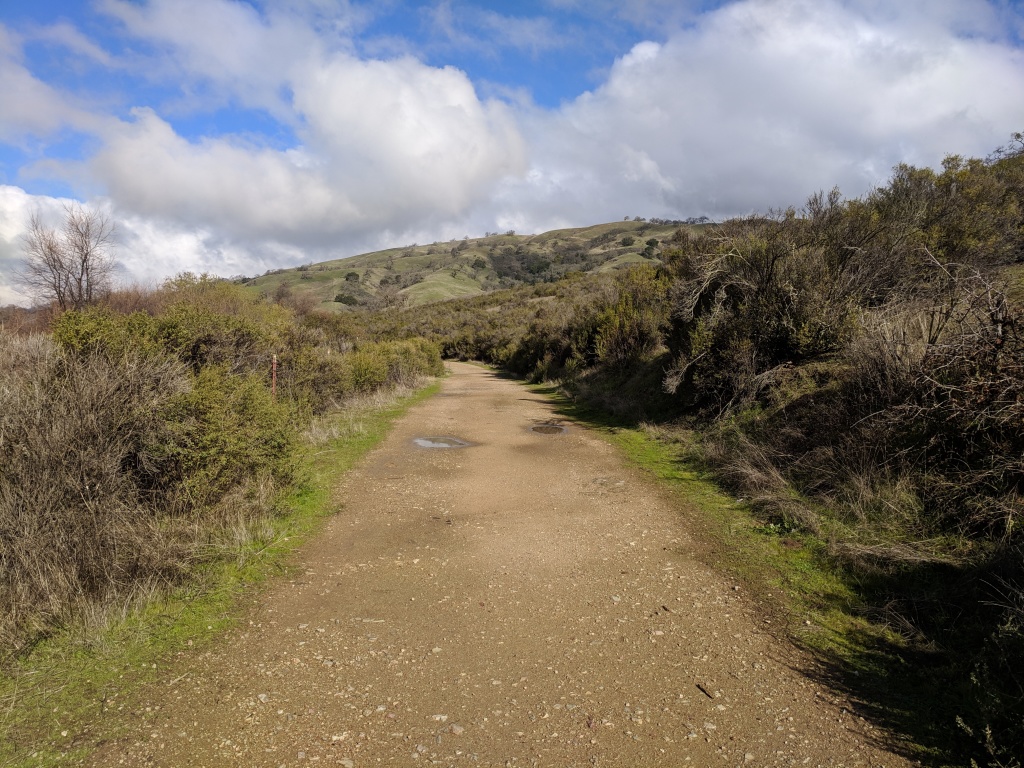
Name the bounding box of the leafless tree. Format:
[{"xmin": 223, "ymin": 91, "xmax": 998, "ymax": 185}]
[{"xmin": 19, "ymin": 203, "xmax": 116, "ymax": 311}]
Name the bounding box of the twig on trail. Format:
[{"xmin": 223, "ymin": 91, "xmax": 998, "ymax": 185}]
[{"xmin": 696, "ymin": 683, "xmax": 714, "ymax": 699}]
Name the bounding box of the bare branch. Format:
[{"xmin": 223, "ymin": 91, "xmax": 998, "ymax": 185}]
[{"xmin": 17, "ymin": 203, "xmax": 115, "ymax": 311}]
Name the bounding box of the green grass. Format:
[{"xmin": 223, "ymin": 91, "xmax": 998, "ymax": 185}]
[
  {"xmin": 0, "ymin": 381, "xmax": 440, "ymax": 768},
  {"xmin": 404, "ymin": 271, "xmax": 486, "ymax": 303}
]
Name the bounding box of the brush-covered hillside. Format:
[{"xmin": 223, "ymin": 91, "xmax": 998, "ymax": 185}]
[{"xmin": 239, "ymin": 218, "xmax": 707, "ymax": 311}]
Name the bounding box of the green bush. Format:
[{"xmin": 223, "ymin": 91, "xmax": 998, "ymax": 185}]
[
  {"xmin": 155, "ymin": 365, "xmax": 296, "ymax": 508},
  {"xmin": 52, "ymin": 307, "xmax": 160, "ymax": 359},
  {"xmin": 594, "ymin": 265, "xmax": 669, "ymax": 368},
  {"xmin": 348, "ymin": 339, "xmax": 444, "ymax": 393},
  {"xmin": 155, "ymin": 303, "xmax": 275, "ymax": 373}
]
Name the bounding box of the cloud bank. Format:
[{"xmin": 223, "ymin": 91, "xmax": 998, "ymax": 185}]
[{"xmin": 1, "ymin": 0, "xmax": 1023, "ymax": 304}]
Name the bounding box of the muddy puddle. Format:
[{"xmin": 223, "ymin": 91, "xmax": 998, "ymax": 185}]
[
  {"xmin": 412, "ymin": 436, "xmax": 472, "ymax": 449},
  {"xmin": 530, "ymin": 424, "xmax": 567, "ymax": 435}
]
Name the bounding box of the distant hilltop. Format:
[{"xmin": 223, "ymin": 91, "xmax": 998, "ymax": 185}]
[{"xmin": 238, "ymin": 218, "xmax": 712, "ymax": 311}]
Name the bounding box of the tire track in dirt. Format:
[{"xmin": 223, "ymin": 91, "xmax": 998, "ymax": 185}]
[{"xmin": 87, "ymin": 362, "xmax": 912, "ymax": 767}]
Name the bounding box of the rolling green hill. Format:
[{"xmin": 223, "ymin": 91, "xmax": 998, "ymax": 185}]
[{"xmin": 238, "ymin": 219, "xmax": 704, "ymax": 310}]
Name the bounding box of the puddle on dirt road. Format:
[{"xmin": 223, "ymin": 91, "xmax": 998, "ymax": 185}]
[
  {"xmin": 412, "ymin": 436, "xmax": 472, "ymax": 449},
  {"xmin": 531, "ymin": 424, "xmax": 568, "ymax": 435}
]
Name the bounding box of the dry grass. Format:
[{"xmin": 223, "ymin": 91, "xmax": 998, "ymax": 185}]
[
  {"xmin": 303, "ymin": 382, "xmax": 423, "ymax": 446},
  {"xmin": 0, "ymin": 333, "xmax": 195, "ymax": 654}
]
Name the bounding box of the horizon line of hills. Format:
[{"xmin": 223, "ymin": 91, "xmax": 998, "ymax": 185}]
[{"xmin": 235, "ymin": 216, "xmax": 714, "ymax": 311}]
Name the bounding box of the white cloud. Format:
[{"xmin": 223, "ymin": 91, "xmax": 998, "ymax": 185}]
[
  {"xmin": 81, "ymin": 0, "xmax": 528, "ymax": 249},
  {"xmin": 0, "ymin": 25, "xmax": 100, "ymax": 144},
  {"xmin": 85, "ymin": 50, "xmax": 526, "ymax": 244},
  {"xmin": 476, "ymin": 0, "xmax": 1024, "ymax": 226},
  {"xmin": 97, "ymin": 0, "xmax": 324, "ymax": 118},
  {"xmin": 2, "ymin": 0, "xmax": 1024, "ymax": 302},
  {"xmin": 91, "ymin": 108, "xmax": 346, "ymax": 239},
  {"xmin": 0, "ymin": 184, "xmax": 320, "ymax": 305},
  {"xmin": 426, "ymin": 1, "xmax": 569, "ymax": 58},
  {"xmin": 292, "ymin": 53, "xmax": 526, "ymax": 216},
  {"xmin": 32, "ymin": 21, "xmax": 117, "ymax": 68}
]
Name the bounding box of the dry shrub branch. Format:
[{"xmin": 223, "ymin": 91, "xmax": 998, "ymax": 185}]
[{"xmin": 0, "ymin": 275, "xmax": 444, "ymax": 655}]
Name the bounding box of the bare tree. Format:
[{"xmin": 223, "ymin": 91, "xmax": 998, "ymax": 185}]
[{"xmin": 20, "ymin": 203, "xmax": 116, "ymax": 311}]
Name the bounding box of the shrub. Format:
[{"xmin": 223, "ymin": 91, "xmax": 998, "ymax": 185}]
[
  {"xmin": 348, "ymin": 339, "xmax": 444, "ymax": 393},
  {"xmin": 0, "ymin": 334, "xmax": 191, "ymax": 649},
  {"xmin": 154, "ymin": 303, "xmax": 276, "ymax": 373},
  {"xmin": 155, "ymin": 365, "xmax": 296, "ymax": 509},
  {"xmin": 593, "ymin": 265, "xmax": 669, "ymax": 368}
]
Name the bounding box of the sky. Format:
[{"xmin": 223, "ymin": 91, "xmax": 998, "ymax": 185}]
[{"xmin": 1, "ymin": 0, "xmax": 1024, "ymax": 306}]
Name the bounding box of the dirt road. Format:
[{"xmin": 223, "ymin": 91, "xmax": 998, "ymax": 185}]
[{"xmin": 88, "ymin": 363, "xmax": 912, "ymax": 767}]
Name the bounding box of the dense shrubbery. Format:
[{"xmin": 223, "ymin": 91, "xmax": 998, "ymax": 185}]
[
  {"xmin": 0, "ymin": 335, "xmax": 194, "ymax": 647},
  {"xmin": 0, "ymin": 276, "xmax": 442, "ymax": 652}
]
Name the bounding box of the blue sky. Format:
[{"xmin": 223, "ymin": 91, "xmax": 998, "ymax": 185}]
[{"xmin": 2, "ymin": 0, "xmax": 1024, "ymax": 304}]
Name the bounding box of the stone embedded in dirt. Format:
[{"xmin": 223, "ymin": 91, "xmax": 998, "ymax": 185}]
[{"xmin": 450, "ymin": 724, "xmax": 465, "ymax": 735}]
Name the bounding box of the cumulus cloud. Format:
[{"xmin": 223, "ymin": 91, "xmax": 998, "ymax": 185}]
[
  {"xmin": 291, "ymin": 53, "xmax": 526, "ymax": 215},
  {"xmin": 0, "ymin": 185, "xmax": 315, "ymax": 303},
  {"xmin": 91, "ymin": 108, "xmax": 345, "ymax": 240},
  {"xmin": 2, "ymin": 0, "xmax": 1024, "ymax": 304},
  {"xmin": 478, "ymin": 0, "xmax": 1024, "ymax": 227},
  {"xmin": 97, "ymin": 0, "xmax": 320, "ymax": 117},
  {"xmin": 87, "ymin": 67, "xmax": 524, "ymax": 245},
  {"xmin": 0, "ymin": 185, "xmax": 63, "ymax": 305}
]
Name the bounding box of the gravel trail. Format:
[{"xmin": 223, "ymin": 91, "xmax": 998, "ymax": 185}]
[{"xmin": 88, "ymin": 362, "xmax": 912, "ymax": 767}]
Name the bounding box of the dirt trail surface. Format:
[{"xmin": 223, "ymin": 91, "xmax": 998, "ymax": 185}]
[{"xmin": 88, "ymin": 363, "xmax": 912, "ymax": 767}]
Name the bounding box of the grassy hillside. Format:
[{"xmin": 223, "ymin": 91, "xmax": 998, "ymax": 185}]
[{"xmin": 238, "ymin": 219, "xmax": 701, "ymax": 310}]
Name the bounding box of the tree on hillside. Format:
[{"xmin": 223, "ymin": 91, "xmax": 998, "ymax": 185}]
[{"xmin": 19, "ymin": 203, "xmax": 116, "ymax": 311}]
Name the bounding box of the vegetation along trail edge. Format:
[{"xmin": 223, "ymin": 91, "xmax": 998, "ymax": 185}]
[{"xmin": 87, "ymin": 362, "xmax": 911, "ymax": 767}]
